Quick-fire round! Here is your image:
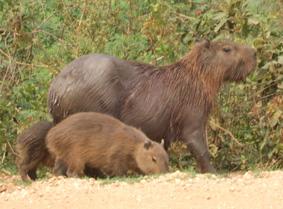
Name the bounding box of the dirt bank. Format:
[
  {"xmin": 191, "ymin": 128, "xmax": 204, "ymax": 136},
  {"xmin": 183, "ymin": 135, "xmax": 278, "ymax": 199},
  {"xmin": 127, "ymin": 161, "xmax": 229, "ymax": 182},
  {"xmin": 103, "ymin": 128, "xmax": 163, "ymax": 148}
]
[{"xmin": 0, "ymin": 170, "xmax": 282, "ymax": 209}]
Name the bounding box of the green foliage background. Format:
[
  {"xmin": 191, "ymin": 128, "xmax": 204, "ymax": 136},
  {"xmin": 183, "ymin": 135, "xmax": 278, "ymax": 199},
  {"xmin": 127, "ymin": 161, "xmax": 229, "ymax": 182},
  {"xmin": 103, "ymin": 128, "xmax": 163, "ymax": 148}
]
[{"xmin": 0, "ymin": 0, "xmax": 282, "ymax": 173}]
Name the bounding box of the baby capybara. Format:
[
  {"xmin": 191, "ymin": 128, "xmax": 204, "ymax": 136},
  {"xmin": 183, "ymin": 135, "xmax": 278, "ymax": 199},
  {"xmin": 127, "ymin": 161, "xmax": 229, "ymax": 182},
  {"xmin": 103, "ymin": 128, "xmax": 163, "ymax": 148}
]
[
  {"xmin": 16, "ymin": 121, "xmax": 53, "ymax": 180},
  {"xmin": 46, "ymin": 112, "xmax": 169, "ymax": 178}
]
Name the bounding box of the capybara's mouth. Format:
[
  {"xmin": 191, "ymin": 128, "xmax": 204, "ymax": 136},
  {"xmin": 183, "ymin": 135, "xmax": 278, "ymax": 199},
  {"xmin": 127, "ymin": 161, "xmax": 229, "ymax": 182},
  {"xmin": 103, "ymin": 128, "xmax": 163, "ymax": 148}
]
[
  {"xmin": 247, "ymin": 57, "xmax": 257, "ymax": 76},
  {"xmin": 235, "ymin": 53, "xmax": 257, "ymax": 82},
  {"xmin": 249, "ymin": 48, "xmax": 257, "ymax": 72}
]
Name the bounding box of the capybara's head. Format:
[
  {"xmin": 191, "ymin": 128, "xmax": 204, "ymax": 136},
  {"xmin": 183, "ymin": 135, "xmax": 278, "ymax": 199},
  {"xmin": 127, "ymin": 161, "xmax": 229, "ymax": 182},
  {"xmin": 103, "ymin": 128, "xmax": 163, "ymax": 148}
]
[
  {"xmin": 135, "ymin": 140, "xmax": 169, "ymax": 175},
  {"xmin": 188, "ymin": 40, "xmax": 257, "ymax": 82}
]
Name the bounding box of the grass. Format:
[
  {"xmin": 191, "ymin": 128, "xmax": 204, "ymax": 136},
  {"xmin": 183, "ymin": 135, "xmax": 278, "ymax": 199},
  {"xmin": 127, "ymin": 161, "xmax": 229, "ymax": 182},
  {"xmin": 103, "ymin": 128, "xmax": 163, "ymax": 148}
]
[
  {"xmin": 1, "ymin": 166, "xmax": 282, "ymax": 189},
  {"xmin": 0, "ymin": 161, "xmax": 18, "ymax": 176},
  {"xmin": 0, "ymin": 148, "xmax": 281, "ymax": 187},
  {"xmin": 12, "ymin": 179, "xmax": 33, "ymax": 187}
]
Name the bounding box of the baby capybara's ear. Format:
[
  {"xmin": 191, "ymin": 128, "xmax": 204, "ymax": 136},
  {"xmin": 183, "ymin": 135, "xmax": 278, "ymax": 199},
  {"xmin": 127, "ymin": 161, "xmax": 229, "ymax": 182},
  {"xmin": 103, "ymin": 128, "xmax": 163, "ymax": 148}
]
[
  {"xmin": 144, "ymin": 141, "xmax": 153, "ymax": 150},
  {"xmin": 198, "ymin": 39, "xmax": 210, "ymax": 49},
  {"xmin": 160, "ymin": 139, "xmax": 165, "ymax": 148}
]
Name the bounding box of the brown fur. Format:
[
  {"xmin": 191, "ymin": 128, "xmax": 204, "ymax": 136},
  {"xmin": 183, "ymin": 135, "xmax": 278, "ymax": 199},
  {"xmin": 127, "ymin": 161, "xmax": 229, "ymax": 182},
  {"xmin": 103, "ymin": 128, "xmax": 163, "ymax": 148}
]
[
  {"xmin": 46, "ymin": 40, "xmax": 256, "ymax": 173},
  {"xmin": 46, "ymin": 112, "xmax": 169, "ymax": 177},
  {"xmin": 16, "ymin": 121, "xmax": 53, "ymax": 180}
]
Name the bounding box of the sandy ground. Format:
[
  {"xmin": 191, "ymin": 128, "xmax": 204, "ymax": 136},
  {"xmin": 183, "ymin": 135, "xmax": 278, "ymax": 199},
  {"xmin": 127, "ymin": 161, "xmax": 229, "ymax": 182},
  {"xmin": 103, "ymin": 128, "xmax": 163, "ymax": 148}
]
[{"xmin": 0, "ymin": 170, "xmax": 283, "ymax": 209}]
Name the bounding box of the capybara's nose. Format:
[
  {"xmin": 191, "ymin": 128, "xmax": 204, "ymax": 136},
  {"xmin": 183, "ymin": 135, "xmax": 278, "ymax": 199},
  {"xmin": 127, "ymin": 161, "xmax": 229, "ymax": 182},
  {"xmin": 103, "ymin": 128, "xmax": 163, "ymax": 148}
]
[
  {"xmin": 248, "ymin": 47, "xmax": 257, "ymax": 59},
  {"xmin": 245, "ymin": 47, "xmax": 257, "ymax": 59}
]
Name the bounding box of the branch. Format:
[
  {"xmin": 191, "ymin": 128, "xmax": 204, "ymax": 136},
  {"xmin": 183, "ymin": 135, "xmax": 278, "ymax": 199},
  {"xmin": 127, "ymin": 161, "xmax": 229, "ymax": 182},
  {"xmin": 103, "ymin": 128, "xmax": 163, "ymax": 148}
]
[
  {"xmin": 6, "ymin": 139, "xmax": 20, "ymax": 158},
  {"xmin": 0, "ymin": 48, "xmax": 11, "ymax": 60},
  {"xmin": 0, "ymin": 48, "xmax": 49, "ymax": 68},
  {"xmin": 15, "ymin": 61, "xmax": 49, "ymax": 69},
  {"xmin": 209, "ymin": 120, "xmax": 244, "ymax": 147}
]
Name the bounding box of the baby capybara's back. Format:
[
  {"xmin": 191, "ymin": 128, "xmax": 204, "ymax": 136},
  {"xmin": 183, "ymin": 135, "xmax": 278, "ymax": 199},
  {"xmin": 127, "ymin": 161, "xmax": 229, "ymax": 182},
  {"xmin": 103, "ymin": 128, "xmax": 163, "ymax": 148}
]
[
  {"xmin": 46, "ymin": 112, "xmax": 169, "ymax": 177},
  {"xmin": 16, "ymin": 121, "xmax": 53, "ymax": 180}
]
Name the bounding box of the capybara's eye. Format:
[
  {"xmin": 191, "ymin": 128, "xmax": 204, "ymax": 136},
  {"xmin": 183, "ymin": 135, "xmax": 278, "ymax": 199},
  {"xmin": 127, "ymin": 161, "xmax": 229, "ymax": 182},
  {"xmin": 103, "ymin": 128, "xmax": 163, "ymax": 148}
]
[
  {"xmin": 152, "ymin": 156, "xmax": 157, "ymax": 162},
  {"xmin": 223, "ymin": 47, "xmax": 232, "ymax": 53}
]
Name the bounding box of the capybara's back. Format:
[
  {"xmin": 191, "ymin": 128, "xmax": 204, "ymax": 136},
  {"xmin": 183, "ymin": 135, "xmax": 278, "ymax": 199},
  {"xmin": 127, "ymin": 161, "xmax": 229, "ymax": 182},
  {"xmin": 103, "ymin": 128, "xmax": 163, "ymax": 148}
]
[
  {"xmin": 46, "ymin": 112, "xmax": 169, "ymax": 177},
  {"xmin": 16, "ymin": 121, "xmax": 53, "ymax": 180}
]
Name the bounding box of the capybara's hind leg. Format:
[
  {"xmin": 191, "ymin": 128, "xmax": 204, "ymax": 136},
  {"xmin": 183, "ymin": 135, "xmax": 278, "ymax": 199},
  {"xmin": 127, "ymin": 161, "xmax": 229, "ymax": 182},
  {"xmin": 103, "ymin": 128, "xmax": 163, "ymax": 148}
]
[
  {"xmin": 19, "ymin": 167, "xmax": 30, "ymax": 181},
  {"xmin": 18, "ymin": 161, "xmax": 38, "ymax": 181},
  {"xmin": 66, "ymin": 161, "xmax": 85, "ymax": 178},
  {"xmin": 19, "ymin": 166, "xmax": 37, "ymax": 181},
  {"xmin": 53, "ymin": 158, "xmax": 68, "ymax": 176}
]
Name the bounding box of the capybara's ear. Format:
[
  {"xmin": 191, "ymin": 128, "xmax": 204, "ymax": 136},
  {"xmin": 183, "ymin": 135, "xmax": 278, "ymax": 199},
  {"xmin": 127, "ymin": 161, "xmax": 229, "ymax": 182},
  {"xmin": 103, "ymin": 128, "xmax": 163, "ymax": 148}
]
[
  {"xmin": 160, "ymin": 139, "xmax": 165, "ymax": 148},
  {"xmin": 202, "ymin": 39, "xmax": 210, "ymax": 48},
  {"xmin": 195, "ymin": 39, "xmax": 210, "ymax": 49},
  {"xmin": 144, "ymin": 141, "xmax": 153, "ymax": 150},
  {"xmin": 195, "ymin": 37, "xmax": 202, "ymax": 43}
]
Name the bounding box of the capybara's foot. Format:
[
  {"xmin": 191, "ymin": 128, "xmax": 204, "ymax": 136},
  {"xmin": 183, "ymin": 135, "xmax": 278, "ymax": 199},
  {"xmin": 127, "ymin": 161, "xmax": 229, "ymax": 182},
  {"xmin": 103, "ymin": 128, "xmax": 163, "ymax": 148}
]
[
  {"xmin": 20, "ymin": 173, "xmax": 31, "ymax": 181},
  {"xmin": 66, "ymin": 168, "xmax": 84, "ymax": 178},
  {"xmin": 27, "ymin": 169, "xmax": 37, "ymax": 180},
  {"xmin": 66, "ymin": 163, "xmax": 84, "ymax": 178},
  {"xmin": 20, "ymin": 169, "xmax": 35, "ymax": 181},
  {"xmin": 200, "ymin": 164, "xmax": 216, "ymax": 174}
]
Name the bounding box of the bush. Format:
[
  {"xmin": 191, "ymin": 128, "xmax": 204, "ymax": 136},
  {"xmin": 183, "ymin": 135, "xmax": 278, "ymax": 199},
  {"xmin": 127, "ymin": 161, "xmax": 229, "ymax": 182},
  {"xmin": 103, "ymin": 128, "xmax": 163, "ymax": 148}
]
[{"xmin": 0, "ymin": 0, "xmax": 282, "ymax": 173}]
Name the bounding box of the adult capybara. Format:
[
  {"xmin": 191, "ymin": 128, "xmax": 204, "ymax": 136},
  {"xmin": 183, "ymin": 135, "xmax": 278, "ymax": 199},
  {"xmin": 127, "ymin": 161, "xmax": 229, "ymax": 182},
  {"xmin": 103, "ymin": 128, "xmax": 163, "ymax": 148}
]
[
  {"xmin": 47, "ymin": 40, "xmax": 256, "ymax": 173},
  {"xmin": 46, "ymin": 112, "xmax": 169, "ymax": 177},
  {"xmin": 16, "ymin": 121, "xmax": 53, "ymax": 180}
]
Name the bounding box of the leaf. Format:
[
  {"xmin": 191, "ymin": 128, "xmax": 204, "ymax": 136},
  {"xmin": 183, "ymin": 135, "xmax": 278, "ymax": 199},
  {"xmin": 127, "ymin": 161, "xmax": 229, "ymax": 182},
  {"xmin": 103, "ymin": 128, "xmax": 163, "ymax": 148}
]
[
  {"xmin": 270, "ymin": 110, "xmax": 282, "ymax": 128},
  {"xmin": 260, "ymin": 131, "xmax": 270, "ymax": 151},
  {"xmin": 278, "ymin": 56, "xmax": 283, "ymax": 65},
  {"xmin": 209, "ymin": 118, "xmax": 218, "ymax": 131},
  {"xmin": 278, "ymin": 82, "xmax": 283, "ymax": 90},
  {"xmin": 213, "ymin": 12, "xmax": 227, "ymax": 20},
  {"xmin": 253, "ymin": 38, "xmax": 265, "ymax": 48},
  {"xmin": 248, "ymin": 18, "xmax": 259, "ymax": 25},
  {"xmin": 214, "ymin": 18, "xmax": 228, "ymax": 33},
  {"xmin": 261, "ymin": 62, "xmax": 271, "ymax": 70}
]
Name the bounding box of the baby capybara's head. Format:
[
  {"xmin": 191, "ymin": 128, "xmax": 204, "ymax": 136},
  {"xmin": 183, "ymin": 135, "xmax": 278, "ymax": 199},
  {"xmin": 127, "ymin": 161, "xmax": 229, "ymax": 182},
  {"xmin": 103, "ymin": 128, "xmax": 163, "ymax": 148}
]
[
  {"xmin": 188, "ymin": 40, "xmax": 257, "ymax": 82},
  {"xmin": 135, "ymin": 140, "xmax": 169, "ymax": 175}
]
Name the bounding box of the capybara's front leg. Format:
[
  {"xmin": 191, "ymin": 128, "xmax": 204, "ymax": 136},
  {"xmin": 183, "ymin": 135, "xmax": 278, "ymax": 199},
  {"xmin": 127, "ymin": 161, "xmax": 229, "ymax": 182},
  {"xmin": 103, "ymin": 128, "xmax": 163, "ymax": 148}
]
[
  {"xmin": 53, "ymin": 158, "xmax": 68, "ymax": 176},
  {"xmin": 182, "ymin": 126, "xmax": 216, "ymax": 173},
  {"xmin": 66, "ymin": 161, "xmax": 85, "ymax": 178}
]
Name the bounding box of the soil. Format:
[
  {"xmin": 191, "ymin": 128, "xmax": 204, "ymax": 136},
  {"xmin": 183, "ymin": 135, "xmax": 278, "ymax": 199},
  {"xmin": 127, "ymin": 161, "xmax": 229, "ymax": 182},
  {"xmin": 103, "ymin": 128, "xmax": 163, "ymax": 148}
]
[{"xmin": 0, "ymin": 170, "xmax": 283, "ymax": 209}]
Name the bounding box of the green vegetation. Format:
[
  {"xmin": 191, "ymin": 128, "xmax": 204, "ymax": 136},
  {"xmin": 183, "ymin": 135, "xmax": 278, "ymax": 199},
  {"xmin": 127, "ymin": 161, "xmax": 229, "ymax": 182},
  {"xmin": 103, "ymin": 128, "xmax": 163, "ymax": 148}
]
[{"xmin": 0, "ymin": 0, "xmax": 282, "ymax": 174}]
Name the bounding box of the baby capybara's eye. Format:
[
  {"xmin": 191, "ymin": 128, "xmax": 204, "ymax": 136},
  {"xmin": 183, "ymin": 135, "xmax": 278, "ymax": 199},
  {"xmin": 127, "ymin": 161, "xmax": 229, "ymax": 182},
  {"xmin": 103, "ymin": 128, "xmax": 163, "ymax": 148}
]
[{"xmin": 223, "ymin": 47, "xmax": 232, "ymax": 53}]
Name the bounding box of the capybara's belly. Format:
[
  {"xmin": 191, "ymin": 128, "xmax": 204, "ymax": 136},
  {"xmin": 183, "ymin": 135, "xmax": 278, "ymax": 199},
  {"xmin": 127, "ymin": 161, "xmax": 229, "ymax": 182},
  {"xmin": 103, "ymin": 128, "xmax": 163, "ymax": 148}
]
[{"xmin": 120, "ymin": 79, "xmax": 175, "ymax": 142}]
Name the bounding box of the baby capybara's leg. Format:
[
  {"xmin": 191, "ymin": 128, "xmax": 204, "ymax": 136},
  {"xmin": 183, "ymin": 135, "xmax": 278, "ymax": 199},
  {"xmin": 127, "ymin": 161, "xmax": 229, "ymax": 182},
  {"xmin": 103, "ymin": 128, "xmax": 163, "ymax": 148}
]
[
  {"xmin": 66, "ymin": 160, "xmax": 85, "ymax": 178},
  {"xmin": 53, "ymin": 158, "xmax": 68, "ymax": 176}
]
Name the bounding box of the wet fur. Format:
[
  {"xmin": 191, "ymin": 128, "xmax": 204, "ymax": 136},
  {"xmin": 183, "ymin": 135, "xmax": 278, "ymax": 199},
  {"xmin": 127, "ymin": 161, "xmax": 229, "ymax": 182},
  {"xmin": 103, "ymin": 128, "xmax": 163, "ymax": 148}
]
[
  {"xmin": 47, "ymin": 40, "xmax": 256, "ymax": 173},
  {"xmin": 46, "ymin": 112, "xmax": 169, "ymax": 177}
]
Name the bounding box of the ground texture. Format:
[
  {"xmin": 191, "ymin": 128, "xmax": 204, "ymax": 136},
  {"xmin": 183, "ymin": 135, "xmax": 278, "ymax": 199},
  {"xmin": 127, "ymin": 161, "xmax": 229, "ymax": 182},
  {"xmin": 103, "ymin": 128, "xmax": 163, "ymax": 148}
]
[{"xmin": 0, "ymin": 170, "xmax": 283, "ymax": 209}]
